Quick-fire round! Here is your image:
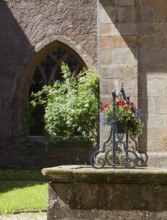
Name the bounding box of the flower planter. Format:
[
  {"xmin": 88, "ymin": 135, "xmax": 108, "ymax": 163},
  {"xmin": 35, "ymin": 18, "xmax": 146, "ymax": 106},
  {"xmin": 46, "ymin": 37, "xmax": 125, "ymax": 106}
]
[{"xmin": 117, "ymin": 120, "xmax": 128, "ymax": 133}]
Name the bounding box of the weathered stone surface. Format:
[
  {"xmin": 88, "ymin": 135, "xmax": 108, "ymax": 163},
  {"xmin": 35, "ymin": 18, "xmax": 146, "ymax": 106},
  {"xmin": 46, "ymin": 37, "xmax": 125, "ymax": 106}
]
[
  {"xmin": 42, "ymin": 165, "xmax": 167, "ymax": 184},
  {"xmin": 0, "ymin": 139, "xmax": 93, "ymax": 169},
  {"xmin": 43, "ymin": 166, "xmax": 167, "ymax": 220},
  {"xmin": 138, "ymin": 5, "xmax": 154, "ymax": 23},
  {"xmin": 112, "ymin": 48, "xmax": 137, "ymax": 65},
  {"xmin": 115, "ymin": 0, "xmax": 136, "ymax": 6}
]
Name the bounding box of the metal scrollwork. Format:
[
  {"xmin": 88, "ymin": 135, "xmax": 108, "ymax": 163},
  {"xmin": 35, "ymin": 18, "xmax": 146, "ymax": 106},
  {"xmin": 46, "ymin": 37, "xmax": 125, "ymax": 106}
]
[{"xmin": 90, "ymin": 86, "xmax": 148, "ymax": 169}]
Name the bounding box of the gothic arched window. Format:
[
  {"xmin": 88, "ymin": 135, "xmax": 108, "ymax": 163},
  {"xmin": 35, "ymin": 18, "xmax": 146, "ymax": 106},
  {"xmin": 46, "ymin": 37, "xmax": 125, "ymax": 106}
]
[{"xmin": 29, "ymin": 47, "xmax": 85, "ymax": 135}]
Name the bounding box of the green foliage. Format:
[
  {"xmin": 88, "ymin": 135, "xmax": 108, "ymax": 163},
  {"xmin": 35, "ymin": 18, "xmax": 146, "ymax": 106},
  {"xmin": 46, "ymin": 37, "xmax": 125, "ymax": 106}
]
[
  {"xmin": 31, "ymin": 63, "xmax": 100, "ymax": 143},
  {"xmin": 0, "ymin": 170, "xmax": 47, "ymax": 214},
  {"xmin": 0, "ymin": 182, "xmax": 47, "ymax": 214}
]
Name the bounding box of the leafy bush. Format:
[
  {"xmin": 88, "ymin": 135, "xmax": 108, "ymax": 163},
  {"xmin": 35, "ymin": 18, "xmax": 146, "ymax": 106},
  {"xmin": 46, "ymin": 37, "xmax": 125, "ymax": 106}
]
[{"xmin": 31, "ymin": 63, "xmax": 99, "ymax": 143}]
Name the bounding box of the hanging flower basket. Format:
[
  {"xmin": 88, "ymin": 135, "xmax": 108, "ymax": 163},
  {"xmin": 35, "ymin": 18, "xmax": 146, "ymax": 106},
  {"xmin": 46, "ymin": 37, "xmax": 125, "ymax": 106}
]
[{"xmin": 101, "ymin": 100, "xmax": 143, "ymax": 137}]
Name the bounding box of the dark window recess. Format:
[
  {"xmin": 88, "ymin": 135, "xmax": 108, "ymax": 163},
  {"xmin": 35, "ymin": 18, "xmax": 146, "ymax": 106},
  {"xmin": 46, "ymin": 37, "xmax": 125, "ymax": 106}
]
[{"xmin": 29, "ymin": 47, "xmax": 84, "ymax": 136}]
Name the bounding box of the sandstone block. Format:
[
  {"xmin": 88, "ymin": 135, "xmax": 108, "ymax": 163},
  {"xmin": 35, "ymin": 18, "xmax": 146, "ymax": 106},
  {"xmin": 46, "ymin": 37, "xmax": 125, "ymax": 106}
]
[
  {"xmin": 100, "ymin": 79, "xmax": 121, "ymax": 95},
  {"xmin": 145, "ymin": 0, "xmax": 167, "ymax": 6},
  {"xmin": 113, "ymin": 48, "xmax": 137, "ymax": 65},
  {"xmin": 99, "ymin": 48, "xmax": 113, "ymax": 65},
  {"xmin": 100, "ymin": 23, "xmax": 113, "ymax": 36},
  {"xmin": 148, "ymin": 49, "xmax": 167, "ymax": 65},
  {"xmin": 138, "ymin": 23, "xmax": 154, "ymax": 35},
  {"xmin": 147, "ymin": 114, "xmax": 165, "ymax": 128},
  {"xmin": 118, "ymin": 23, "xmax": 137, "ymax": 35},
  {"xmin": 138, "ymin": 6, "xmax": 154, "ymax": 23},
  {"xmin": 99, "ymin": 0, "xmax": 115, "ymax": 7},
  {"xmin": 146, "ymin": 153, "xmax": 158, "ymax": 168},
  {"xmin": 100, "ymin": 36, "xmax": 113, "ymax": 48},
  {"xmin": 100, "ymin": 64, "xmax": 124, "ymax": 79},
  {"xmin": 155, "ymin": 23, "xmax": 167, "ymax": 35},
  {"xmin": 147, "ymin": 79, "xmax": 166, "ymax": 96},
  {"xmin": 99, "ymin": 5, "xmax": 117, "ymax": 23},
  {"xmin": 139, "ymin": 36, "xmax": 167, "ymax": 49},
  {"xmin": 124, "ymin": 6, "xmax": 137, "ymax": 22},
  {"xmin": 115, "ymin": 0, "xmax": 136, "ymax": 6},
  {"xmin": 138, "ymin": 48, "xmax": 149, "ymax": 64},
  {"xmin": 154, "ymin": 5, "xmax": 167, "ymax": 23},
  {"xmin": 101, "ymin": 35, "xmax": 137, "ymax": 48},
  {"xmin": 158, "ymin": 156, "xmax": 167, "ymax": 168},
  {"xmin": 156, "ymin": 97, "xmax": 167, "ymax": 114},
  {"xmin": 139, "ymin": 97, "xmax": 156, "ymax": 114}
]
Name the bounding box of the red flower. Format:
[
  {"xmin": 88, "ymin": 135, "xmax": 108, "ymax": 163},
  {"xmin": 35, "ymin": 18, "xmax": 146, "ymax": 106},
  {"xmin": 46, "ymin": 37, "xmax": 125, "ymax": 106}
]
[
  {"xmin": 129, "ymin": 102, "xmax": 134, "ymax": 106},
  {"xmin": 118, "ymin": 100, "xmax": 126, "ymax": 106},
  {"xmin": 131, "ymin": 107, "xmax": 136, "ymax": 113},
  {"xmin": 101, "ymin": 103, "xmax": 109, "ymax": 112},
  {"xmin": 124, "ymin": 107, "xmax": 129, "ymax": 111}
]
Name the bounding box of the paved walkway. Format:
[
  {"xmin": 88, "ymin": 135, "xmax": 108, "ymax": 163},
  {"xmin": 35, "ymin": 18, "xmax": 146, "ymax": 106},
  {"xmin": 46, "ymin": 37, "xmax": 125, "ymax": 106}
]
[{"xmin": 0, "ymin": 213, "xmax": 47, "ymax": 220}]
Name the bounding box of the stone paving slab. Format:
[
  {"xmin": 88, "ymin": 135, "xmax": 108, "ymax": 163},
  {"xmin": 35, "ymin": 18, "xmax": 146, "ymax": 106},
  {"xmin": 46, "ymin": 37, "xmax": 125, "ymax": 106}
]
[{"xmin": 0, "ymin": 213, "xmax": 47, "ymax": 220}]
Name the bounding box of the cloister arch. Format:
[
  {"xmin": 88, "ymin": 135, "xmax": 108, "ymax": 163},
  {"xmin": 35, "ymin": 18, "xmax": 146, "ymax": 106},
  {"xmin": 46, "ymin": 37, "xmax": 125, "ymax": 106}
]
[{"xmin": 19, "ymin": 37, "xmax": 94, "ymax": 135}]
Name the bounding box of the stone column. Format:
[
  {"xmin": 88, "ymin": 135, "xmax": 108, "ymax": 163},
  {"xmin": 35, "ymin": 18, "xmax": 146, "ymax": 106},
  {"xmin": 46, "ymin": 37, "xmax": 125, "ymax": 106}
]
[
  {"xmin": 138, "ymin": 0, "xmax": 167, "ymax": 167},
  {"xmin": 98, "ymin": 0, "xmax": 138, "ymax": 145}
]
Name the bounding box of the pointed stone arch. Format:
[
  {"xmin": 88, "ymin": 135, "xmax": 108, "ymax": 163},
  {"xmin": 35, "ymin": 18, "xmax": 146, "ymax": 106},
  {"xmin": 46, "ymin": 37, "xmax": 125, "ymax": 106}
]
[{"xmin": 19, "ymin": 36, "xmax": 95, "ymax": 135}]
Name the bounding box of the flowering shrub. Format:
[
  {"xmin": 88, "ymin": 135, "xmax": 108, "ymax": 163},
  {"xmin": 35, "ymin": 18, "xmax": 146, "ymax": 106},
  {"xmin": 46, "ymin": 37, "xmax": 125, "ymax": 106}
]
[
  {"xmin": 101, "ymin": 99, "xmax": 143, "ymax": 137},
  {"xmin": 31, "ymin": 63, "xmax": 99, "ymax": 142}
]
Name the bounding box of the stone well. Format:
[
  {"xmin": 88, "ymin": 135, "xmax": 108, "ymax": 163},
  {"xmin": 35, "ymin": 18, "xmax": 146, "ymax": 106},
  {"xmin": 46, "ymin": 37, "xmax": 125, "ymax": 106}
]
[{"xmin": 42, "ymin": 165, "xmax": 167, "ymax": 220}]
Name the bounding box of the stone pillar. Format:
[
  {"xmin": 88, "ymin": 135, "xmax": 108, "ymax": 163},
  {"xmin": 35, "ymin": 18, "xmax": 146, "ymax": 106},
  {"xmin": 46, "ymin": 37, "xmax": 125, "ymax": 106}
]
[
  {"xmin": 138, "ymin": 0, "xmax": 167, "ymax": 167},
  {"xmin": 98, "ymin": 0, "xmax": 167, "ymax": 168},
  {"xmin": 98, "ymin": 0, "xmax": 138, "ymax": 144}
]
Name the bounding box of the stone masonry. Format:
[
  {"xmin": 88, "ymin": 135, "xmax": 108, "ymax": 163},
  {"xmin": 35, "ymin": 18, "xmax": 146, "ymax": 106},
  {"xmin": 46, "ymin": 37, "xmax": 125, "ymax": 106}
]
[
  {"xmin": 99, "ymin": 0, "xmax": 167, "ymax": 168},
  {"xmin": 0, "ymin": 0, "xmax": 97, "ymax": 168},
  {"xmin": 0, "ymin": 0, "xmax": 97, "ymax": 140},
  {"xmin": 42, "ymin": 165, "xmax": 167, "ymax": 220},
  {"xmin": 99, "ymin": 0, "xmax": 138, "ymax": 145}
]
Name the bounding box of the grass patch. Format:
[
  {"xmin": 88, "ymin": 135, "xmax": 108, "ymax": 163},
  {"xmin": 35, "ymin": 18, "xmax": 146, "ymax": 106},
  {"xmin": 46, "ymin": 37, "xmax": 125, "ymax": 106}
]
[
  {"xmin": 0, "ymin": 170, "xmax": 47, "ymax": 214},
  {"xmin": 0, "ymin": 181, "xmax": 47, "ymax": 214}
]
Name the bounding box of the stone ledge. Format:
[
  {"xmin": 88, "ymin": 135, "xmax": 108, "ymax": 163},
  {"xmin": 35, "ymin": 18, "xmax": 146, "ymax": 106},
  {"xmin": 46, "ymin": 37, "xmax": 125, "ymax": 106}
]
[{"xmin": 42, "ymin": 165, "xmax": 167, "ymax": 184}]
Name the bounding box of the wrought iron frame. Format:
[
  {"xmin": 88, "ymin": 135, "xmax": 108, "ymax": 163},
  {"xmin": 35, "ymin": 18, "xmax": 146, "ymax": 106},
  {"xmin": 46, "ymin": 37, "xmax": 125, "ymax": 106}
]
[{"xmin": 90, "ymin": 86, "xmax": 148, "ymax": 169}]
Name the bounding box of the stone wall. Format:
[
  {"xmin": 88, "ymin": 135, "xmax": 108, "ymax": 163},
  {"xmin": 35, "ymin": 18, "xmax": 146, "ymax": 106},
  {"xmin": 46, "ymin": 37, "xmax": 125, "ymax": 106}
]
[
  {"xmin": 0, "ymin": 0, "xmax": 97, "ymax": 141},
  {"xmin": 0, "ymin": 0, "xmax": 97, "ymax": 168},
  {"xmin": 137, "ymin": 0, "xmax": 167, "ymax": 167},
  {"xmin": 99, "ymin": 0, "xmax": 167, "ymax": 167},
  {"xmin": 99, "ymin": 0, "xmax": 138, "ymax": 144},
  {"xmin": 0, "ymin": 139, "xmax": 93, "ymax": 169}
]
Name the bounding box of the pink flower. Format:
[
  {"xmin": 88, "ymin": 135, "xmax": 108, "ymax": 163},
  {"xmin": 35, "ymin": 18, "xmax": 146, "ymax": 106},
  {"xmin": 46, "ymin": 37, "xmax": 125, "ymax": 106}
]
[
  {"xmin": 129, "ymin": 102, "xmax": 134, "ymax": 106},
  {"xmin": 101, "ymin": 103, "xmax": 109, "ymax": 112}
]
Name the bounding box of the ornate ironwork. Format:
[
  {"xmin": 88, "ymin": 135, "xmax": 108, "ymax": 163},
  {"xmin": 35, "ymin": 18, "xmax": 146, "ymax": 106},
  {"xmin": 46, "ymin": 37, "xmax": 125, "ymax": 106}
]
[{"xmin": 90, "ymin": 86, "xmax": 148, "ymax": 169}]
